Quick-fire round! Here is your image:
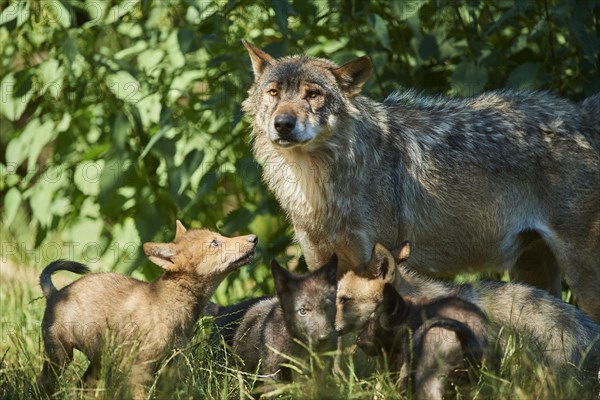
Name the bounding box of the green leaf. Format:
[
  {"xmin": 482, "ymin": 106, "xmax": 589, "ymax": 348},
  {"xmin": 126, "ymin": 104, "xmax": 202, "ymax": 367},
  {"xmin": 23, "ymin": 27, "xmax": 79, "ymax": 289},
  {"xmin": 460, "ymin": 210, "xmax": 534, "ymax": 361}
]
[
  {"xmin": 136, "ymin": 93, "xmax": 162, "ymax": 128},
  {"xmin": 74, "ymin": 161, "xmax": 103, "ymax": 196},
  {"xmin": 451, "ymin": 62, "xmax": 488, "ymax": 96},
  {"xmin": 38, "ymin": 58, "xmax": 65, "ymax": 97},
  {"xmin": 101, "ymin": 217, "xmax": 141, "ymax": 273},
  {"xmin": 0, "ymin": 0, "xmax": 29, "ymax": 28},
  {"xmin": 391, "ymin": 0, "xmax": 424, "ymax": 20},
  {"xmin": 5, "ymin": 118, "xmax": 56, "ymax": 170},
  {"xmin": 368, "ymin": 14, "xmax": 391, "ymax": 50},
  {"xmin": 63, "ymin": 217, "xmax": 105, "ymax": 256},
  {"xmin": 177, "ymin": 27, "xmax": 194, "ymax": 53},
  {"xmin": 138, "ymin": 48, "xmax": 165, "ymax": 72},
  {"xmin": 177, "ymin": 150, "xmax": 205, "ymax": 195},
  {"xmin": 0, "ymin": 72, "xmax": 34, "ymax": 121},
  {"xmin": 105, "ymin": 1, "xmax": 136, "ymax": 24},
  {"xmin": 3, "ymin": 187, "xmax": 21, "ymax": 227},
  {"xmin": 60, "ymin": 34, "xmax": 79, "ymax": 64},
  {"xmin": 271, "ymin": 0, "xmax": 289, "ymax": 35},
  {"xmin": 26, "ymin": 166, "xmax": 68, "ymax": 228},
  {"xmin": 45, "ymin": 0, "xmax": 72, "ymax": 28},
  {"xmin": 506, "ymin": 63, "xmax": 541, "ymax": 90},
  {"xmin": 106, "ymin": 71, "xmax": 143, "ymax": 103},
  {"xmin": 419, "ymin": 34, "xmax": 439, "ymax": 60}
]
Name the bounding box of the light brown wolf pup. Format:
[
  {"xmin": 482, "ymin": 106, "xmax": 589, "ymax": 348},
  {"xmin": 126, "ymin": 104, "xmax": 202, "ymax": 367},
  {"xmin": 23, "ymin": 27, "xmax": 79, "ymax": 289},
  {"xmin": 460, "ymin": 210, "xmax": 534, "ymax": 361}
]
[{"xmin": 37, "ymin": 221, "xmax": 257, "ymax": 397}]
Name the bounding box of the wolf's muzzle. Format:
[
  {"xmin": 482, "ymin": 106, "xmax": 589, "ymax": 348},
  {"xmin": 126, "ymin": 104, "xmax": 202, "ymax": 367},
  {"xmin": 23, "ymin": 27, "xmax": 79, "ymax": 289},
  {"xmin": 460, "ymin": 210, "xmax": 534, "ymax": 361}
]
[{"xmin": 274, "ymin": 113, "xmax": 296, "ymax": 136}]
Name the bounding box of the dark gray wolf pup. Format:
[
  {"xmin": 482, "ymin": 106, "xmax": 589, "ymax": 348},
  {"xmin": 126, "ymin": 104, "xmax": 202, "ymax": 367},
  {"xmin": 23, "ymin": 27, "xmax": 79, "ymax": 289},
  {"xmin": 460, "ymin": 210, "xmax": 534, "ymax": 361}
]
[
  {"xmin": 37, "ymin": 221, "xmax": 257, "ymax": 398},
  {"xmin": 357, "ymin": 283, "xmax": 489, "ymax": 400},
  {"xmin": 241, "ymin": 40, "xmax": 600, "ymax": 321},
  {"xmin": 228, "ymin": 256, "xmax": 338, "ymax": 382}
]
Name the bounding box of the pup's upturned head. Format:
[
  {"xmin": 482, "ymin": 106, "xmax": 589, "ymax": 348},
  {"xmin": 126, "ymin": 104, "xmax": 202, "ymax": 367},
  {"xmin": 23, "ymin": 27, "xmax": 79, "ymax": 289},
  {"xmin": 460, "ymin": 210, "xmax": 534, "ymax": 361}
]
[
  {"xmin": 241, "ymin": 40, "xmax": 372, "ymax": 150},
  {"xmin": 143, "ymin": 220, "xmax": 257, "ymax": 277}
]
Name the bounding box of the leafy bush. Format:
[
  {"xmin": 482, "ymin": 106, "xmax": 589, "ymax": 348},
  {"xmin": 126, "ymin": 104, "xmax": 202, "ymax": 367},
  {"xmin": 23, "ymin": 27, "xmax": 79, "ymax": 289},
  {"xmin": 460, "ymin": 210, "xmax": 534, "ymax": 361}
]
[{"xmin": 1, "ymin": 0, "xmax": 598, "ymax": 295}]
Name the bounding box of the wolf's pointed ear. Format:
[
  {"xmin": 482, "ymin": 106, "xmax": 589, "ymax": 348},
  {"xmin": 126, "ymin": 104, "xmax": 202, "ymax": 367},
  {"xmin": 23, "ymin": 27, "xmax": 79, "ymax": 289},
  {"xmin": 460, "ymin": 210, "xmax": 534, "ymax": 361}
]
[
  {"xmin": 143, "ymin": 242, "xmax": 177, "ymax": 270},
  {"xmin": 242, "ymin": 39, "xmax": 274, "ymax": 78},
  {"xmin": 174, "ymin": 220, "xmax": 187, "ymax": 241},
  {"xmin": 332, "ymin": 56, "xmax": 372, "ymax": 97},
  {"xmin": 393, "ymin": 240, "xmax": 411, "ymax": 264},
  {"xmin": 317, "ymin": 254, "xmax": 338, "ymax": 286},
  {"xmin": 382, "ymin": 283, "xmax": 407, "ymax": 322},
  {"xmin": 365, "ymin": 243, "xmax": 395, "ymax": 282},
  {"xmin": 271, "ymin": 259, "xmax": 294, "ymax": 295}
]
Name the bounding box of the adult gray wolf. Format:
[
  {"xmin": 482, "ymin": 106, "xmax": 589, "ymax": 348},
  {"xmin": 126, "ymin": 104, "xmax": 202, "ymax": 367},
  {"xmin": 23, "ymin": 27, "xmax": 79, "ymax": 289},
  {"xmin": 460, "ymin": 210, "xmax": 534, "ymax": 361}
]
[{"xmin": 241, "ymin": 40, "xmax": 600, "ymax": 321}]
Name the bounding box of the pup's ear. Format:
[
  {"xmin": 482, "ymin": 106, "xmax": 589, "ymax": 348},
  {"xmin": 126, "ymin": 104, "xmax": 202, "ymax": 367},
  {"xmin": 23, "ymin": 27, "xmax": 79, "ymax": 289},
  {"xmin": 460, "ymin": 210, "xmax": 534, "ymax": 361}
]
[
  {"xmin": 143, "ymin": 242, "xmax": 177, "ymax": 270},
  {"xmin": 382, "ymin": 283, "xmax": 407, "ymax": 322},
  {"xmin": 316, "ymin": 253, "xmax": 338, "ymax": 287},
  {"xmin": 271, "ymin": 259, "xmax": 295, "ymax": 296},
  {"xmin": 242, "ymin": 39, "xmax": 274, "ymax": 78},
  {"xmin": 174, "ymin": 220, "xmax": 187, "ymax": 241},
  {"xmin": 393, "ymin": 240, "xmax": 411, "ymax": 264},
  {"xmin": 332, "ymin": 56, "xmax": 372, "ymax": 97},
  {"xmin": 365, "ymin": 243, "xmax": 395, "ymax": 282}
]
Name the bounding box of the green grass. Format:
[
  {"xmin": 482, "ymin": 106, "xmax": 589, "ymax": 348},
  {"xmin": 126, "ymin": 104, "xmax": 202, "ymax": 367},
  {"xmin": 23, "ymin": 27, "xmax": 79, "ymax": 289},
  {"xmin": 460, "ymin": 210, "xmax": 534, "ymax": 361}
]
[{"xmin": 1, "ymin": 264, "xmax": 598, "ymax": 400}]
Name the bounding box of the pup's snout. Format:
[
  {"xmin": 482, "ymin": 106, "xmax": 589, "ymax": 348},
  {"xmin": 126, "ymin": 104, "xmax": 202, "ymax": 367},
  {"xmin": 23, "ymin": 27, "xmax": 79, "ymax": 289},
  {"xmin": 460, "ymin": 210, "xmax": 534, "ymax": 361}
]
[
  {"xmin": 274, "ymin": 114, "xmax": 296, "ymax": 136},
  {"xmin": 247, "ymin": 234, "xmax": 258, "ymax": 244}
]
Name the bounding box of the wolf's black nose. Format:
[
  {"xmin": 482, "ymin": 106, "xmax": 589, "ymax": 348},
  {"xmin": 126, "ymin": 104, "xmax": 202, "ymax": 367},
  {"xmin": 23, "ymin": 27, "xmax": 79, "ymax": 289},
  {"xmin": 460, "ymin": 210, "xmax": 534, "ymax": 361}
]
[
  {"xmin": 274, "ymin": 114, "xmax": 296, "ymax": 135},
  {"xmin": 247, "ymin": 234, "xmax": 258, "ymax": 244}
]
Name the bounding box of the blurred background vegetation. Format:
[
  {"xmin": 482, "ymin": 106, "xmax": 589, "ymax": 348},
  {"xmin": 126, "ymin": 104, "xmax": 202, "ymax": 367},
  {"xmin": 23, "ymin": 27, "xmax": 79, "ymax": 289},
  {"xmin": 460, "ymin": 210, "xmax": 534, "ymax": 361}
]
[{"xmin": 1, "ymin": 0, "xmax": 599, "ymax": 303}]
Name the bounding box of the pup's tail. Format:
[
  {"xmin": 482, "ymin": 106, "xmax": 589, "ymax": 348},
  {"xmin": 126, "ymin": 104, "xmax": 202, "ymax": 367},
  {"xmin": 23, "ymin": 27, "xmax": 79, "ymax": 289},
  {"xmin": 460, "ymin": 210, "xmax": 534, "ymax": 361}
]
[
  {"xmin": 579, "ymin": 93, "xmax": 600, "ymax": 154},
  {"xmin": 415, "ymin": 318, "xmax": 485, "ymax": 368},
  {"xmin": 40, "ymin": 260, "xmax": 90, "ymax": 299}
]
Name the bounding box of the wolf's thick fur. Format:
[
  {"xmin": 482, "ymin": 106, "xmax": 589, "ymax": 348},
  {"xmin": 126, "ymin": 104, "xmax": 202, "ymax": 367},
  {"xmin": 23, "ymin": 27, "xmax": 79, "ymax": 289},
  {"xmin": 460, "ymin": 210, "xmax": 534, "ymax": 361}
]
[
  {"xmin": 357, "ymin": 284, "xmax": 489, "ymax": 400},
  {"xmin": 242, "ymin": 41, "xmax": 600, "ymax": 321},
  {"xmin": 230, "ymin": 256, "xmax": 338, "ymax": 382},
  {"xmin": 337, "ymin": 243, "xmax": 600, "ymax": 376},
  {"xmin": 37, "ymin": 221, "xmax": 257, "ymax": 397}
]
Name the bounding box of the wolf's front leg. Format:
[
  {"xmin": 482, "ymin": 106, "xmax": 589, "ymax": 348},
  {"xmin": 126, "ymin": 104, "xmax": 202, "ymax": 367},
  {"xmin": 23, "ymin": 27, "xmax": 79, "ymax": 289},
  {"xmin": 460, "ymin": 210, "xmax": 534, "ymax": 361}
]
[
  {"xmin": 296, "ymin": 229, "xmax": 371, "ymax": 276},
  {"xmin": 295, "ymin": 230, "xmax": 334, "ymax": 271}
]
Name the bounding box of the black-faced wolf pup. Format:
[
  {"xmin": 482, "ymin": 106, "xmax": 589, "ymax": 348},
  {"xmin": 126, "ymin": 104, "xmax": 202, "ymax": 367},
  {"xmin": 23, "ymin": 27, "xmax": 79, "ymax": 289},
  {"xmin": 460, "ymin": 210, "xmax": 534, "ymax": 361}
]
[
  {"xmin": 241, "ymin": 40, "xmax": 600, "ymax": 321},
  {"xmin": 357, "ymin": 283, "xmax": 489, "ymax": 400},
  {"xmin": 37, "ymin": 221, "xmax": 257, "ymax": 398},
  {"xmin": 228, "ymin": 255, "xmax": 338, "ymax": 382}
]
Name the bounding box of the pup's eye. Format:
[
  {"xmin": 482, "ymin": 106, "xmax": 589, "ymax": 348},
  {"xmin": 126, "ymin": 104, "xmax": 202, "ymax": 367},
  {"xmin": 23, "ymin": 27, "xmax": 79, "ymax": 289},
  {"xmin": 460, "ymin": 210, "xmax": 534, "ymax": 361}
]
[
  {"xmin": 306, "ymin": 90, "xmax": 320, "ymax": 99},
  {"xmin": 267, "ymin": 89, "xmax": 278, "ymax": 97},
  {"xmin": 338, "ymin": 296, "xmax": 351, "ymax": 305},
  {"xmin": 209, "ymin": 240, "xmax": 219, "ymax": 248},
  {"xmin": 298, "ymin": 308, "xmax": 308, "ymax": 316}
]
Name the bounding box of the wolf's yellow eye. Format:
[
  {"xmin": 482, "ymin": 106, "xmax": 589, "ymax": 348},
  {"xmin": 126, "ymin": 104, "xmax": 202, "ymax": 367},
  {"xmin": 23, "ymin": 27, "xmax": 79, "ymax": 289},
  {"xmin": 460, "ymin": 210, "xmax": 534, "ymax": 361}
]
[
  {"xmin": 298, "ymin": 308, "xmax": 308, "ymax": 316},
  {"xmin": 268, "ymin": 89, "xmax": 278, "ymax": 97},
  {"xmin": 306, "ymin": 90, "xmax": 320, "ymax": 99}
]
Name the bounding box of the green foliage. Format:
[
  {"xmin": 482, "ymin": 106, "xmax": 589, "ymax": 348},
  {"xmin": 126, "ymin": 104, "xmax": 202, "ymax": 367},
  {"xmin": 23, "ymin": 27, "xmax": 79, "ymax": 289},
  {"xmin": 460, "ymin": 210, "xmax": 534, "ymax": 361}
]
[
  {"xmin": 1, "ymin": 0, "xmax": 598, "ymax": 280},
  {"xmin": 0, "ymin": 1, "xmax": 598, "ymax": 395}
]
